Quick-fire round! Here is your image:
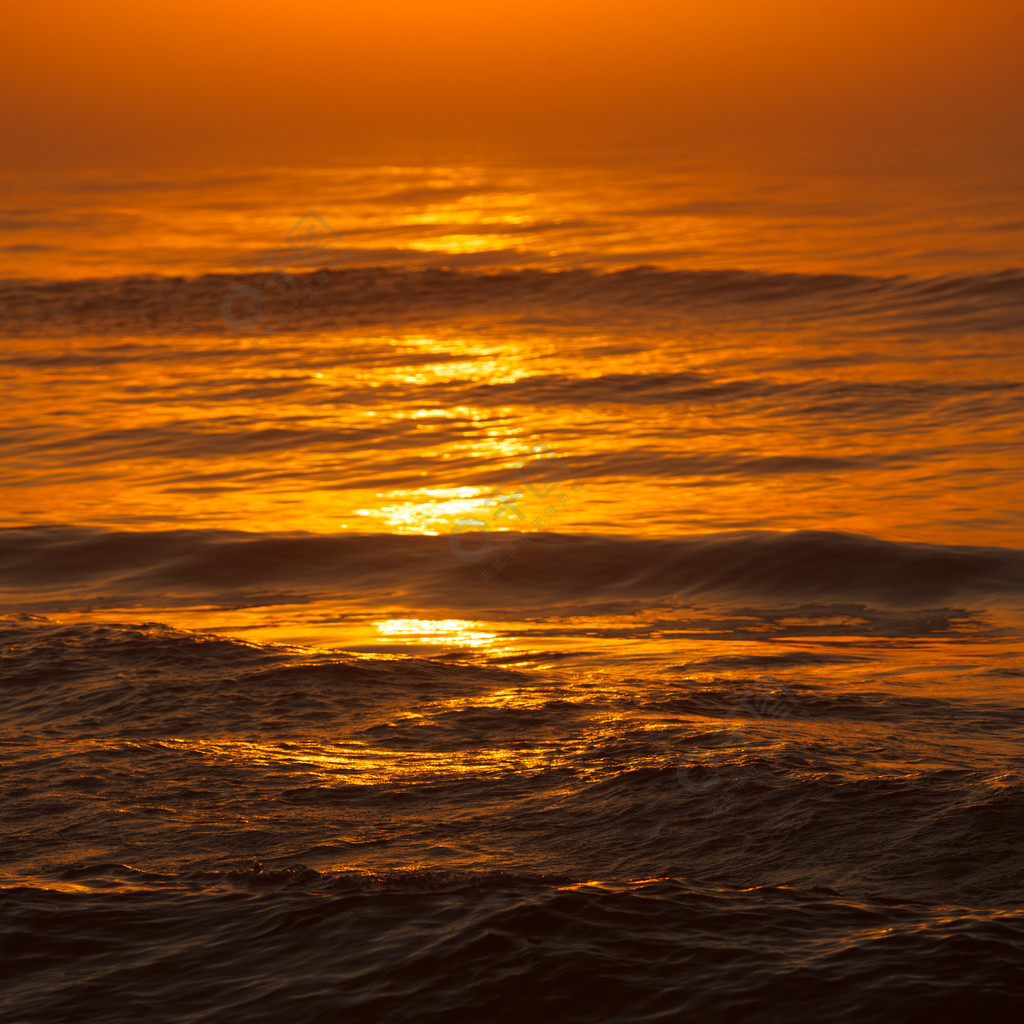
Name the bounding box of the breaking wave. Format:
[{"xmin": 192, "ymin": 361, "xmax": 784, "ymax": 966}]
[{"xmin": 3, "ymin": 526, "xmax": 1023, "ymax": 613}]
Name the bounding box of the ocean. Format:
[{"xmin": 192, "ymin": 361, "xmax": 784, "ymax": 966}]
[{"xmin": 2, "ymin": 162, "xmax": 1024, "ymax": 1021}]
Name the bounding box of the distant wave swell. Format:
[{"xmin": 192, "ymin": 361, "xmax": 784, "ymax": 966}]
[{"xmin": 1, "ymin": 266, "xmax": 1022, "ymax": 335}]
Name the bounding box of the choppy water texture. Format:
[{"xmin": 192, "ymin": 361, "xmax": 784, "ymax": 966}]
[{"xmin": 2, "ymin": 163, "xmax": 1024, "ymax": 1022}]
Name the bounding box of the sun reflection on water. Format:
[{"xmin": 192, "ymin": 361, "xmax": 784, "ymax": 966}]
[
  {"xmin": 354, "ymin": 487, "xmax": 493, "ymax": 534},
  {"xmin": 374, "ymin": 618, "xmax": 500, "ymax": 649}
]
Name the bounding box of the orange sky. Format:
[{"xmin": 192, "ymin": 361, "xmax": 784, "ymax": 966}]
[{"xmin": 4, "ymin": 0, "xmax": 1023, "ymax": 170}]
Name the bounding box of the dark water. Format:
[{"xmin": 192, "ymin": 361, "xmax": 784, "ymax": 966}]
[
  {"xmin": 3, "ymin": 530, "xmax": 1024, "ymax": 1021},
  {"xmin": 3, "ymin": 166, "xmax": 1024, "ymax": 1021}
]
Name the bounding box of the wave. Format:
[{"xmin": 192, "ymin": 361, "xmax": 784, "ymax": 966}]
[
  {"xmin": 1, "ymin": 265, "xmax": 1022, "ymax": 336},
  {"xmin": 3, "ymin": 604, "xmax": 1024, "ymax": 1024},
  {"xmin": 3, "ymin": 526, "xmax": 1023, "ymax": 613},
  {"xmin": 3, "ymin": 866, "xmax": 1023, "ymax": 1024}
]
